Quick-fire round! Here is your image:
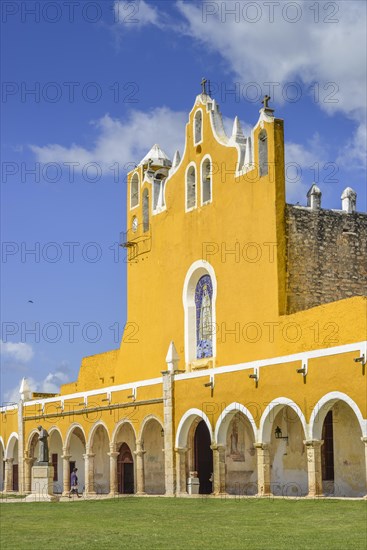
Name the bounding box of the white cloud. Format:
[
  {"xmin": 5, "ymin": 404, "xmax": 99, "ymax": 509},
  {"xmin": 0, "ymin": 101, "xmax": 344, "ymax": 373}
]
[
  {"xmin": 0, "ymin": 341, "xmax": 34, "ymax": 363},
  {"xmin": 30, "ymin": 108, "xmax": 187, "ymax": 170},
  {"xmin": 114, "ymin": 0, "xmax": 161, "ymax": 29},
  {"xmin": 3, "ymin": 361, "xmax": 71, "ymax": 405},
  {"xmin": 337, "ymin": 122, "xmax": 367, "ymax": 170}
]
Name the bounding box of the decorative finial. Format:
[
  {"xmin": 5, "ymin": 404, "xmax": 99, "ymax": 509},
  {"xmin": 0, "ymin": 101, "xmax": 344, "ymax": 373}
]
[
  {"xmin": 262, "ymin": 95, "xmax": 271, "ymax": 109},
  {"xmin": 201, "ymin": 77, "xmax": 207, "ymax": 95}
]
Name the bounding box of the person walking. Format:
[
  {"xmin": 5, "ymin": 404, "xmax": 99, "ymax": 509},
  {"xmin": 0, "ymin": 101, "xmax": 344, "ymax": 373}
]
[{"xmin": 68, "ymin": 467, "xmax": 82, "ymax": 498}]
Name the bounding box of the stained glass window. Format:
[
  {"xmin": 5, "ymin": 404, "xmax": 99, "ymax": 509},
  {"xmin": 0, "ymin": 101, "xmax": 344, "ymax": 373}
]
[{"xmin": 195, "ymin": 275, "xmax": 213, "ymax": 359}]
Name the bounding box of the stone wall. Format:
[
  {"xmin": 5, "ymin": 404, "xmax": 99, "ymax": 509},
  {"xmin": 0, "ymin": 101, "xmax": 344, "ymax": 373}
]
[{"xmin": 286, "ymin": 205, "xmax": 367, "ymax": 314}]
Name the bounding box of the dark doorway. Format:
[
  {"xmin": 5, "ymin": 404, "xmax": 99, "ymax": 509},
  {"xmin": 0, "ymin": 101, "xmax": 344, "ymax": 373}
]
[
  {"xmin": 12, "ymin": 464, "xmax": 18, "ymax": 491},
  {"xmin": 321, "ymin": 410, "xmax": 335, "ymax": 482},
  {"xmin": 194, "ymin": 420, "xmax": 213, "ymax": 494},
  {"xmin": 117, "ymin": 443, "xmax": 134, "ymax": 494},
  {"xmin": 69, "ymin": 461, "xmax": 76, "ymax": 478}
]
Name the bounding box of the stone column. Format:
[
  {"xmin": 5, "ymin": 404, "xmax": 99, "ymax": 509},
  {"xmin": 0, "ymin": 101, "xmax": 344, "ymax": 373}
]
[
  {"xmin": 304, "ymin": 439, "xmax": 324, "ymax": 497},
  {"xmin": 83, "ymin": 452, "xmax": 96, "ymax": 496},
  {"xmin": 4, "ymin": 458, "xmax": 14, "ymax": 492},
  {"xmin": 108, "ymin": 444, "xmax": 119, "ymax": 497},
  {"xmin": 255, "ymin": 443, "xmax": 271, "ymax": 496},
  {"xmin": 361, "ymin": 437, "xmax": 367, "ymax": 498},
  {"xmin": 211, "ymin": 444, "xmax": 226, "ymax": 495},
  {"xmin": 175, "ymin": 447, "xmax": 188, "ymax": 495},
  {"xmin": 24, "ymin": 455, "xmax": 36, "ymax": 494},
  {"xmin": 61, "ymin": 453, "xmax": 71, "ymax": 495},
  {"xmin": 134, "ymin": 440, "xmax": 145, "ymax": 495},
  {"xmin": 162, "ymin": 370, "xmax": 175, "ymax": 496}
]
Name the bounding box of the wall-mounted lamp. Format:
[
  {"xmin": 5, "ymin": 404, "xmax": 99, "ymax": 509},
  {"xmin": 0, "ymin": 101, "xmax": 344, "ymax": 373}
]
[
  {"xmin": 204, "ymin": 375, "xmax": 215, "ymax": 390},
  {"xmin": 56, "ymin": 401, "xmax": 64, "ymax": 412},
  {"xmin": 128, "ymin": 387, "xmax": 137, "ymax": 401},
  {"xmin": 297, "ymin": 360, "xmax": 308, "ymax": 377},
  {"xmin": 160, "ymin": 428, "xmax": 164, "ymax": 437},
  {"xmin": 101, "ymin": 392, "xmax": 111, "ymax": 405},
  {"xmin": 78, "ymin": 396, "xmax": 87, "ymax": 408},
  {"xmin": 274, "ymin": 426, "xmax": 288, "ymax": 443},
  {"xmin": 354, "ymin": 355, "xmax": 365, "ymax": 365},
  {"xmin": 249, "ymin": 367, "xmax": 259, "ymax": 385}
]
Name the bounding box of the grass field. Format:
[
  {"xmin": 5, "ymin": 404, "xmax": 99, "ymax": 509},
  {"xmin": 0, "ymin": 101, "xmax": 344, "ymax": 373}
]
[{"xmin": 1, "ymin": 496, "xmax": 366, "ymax": 549}]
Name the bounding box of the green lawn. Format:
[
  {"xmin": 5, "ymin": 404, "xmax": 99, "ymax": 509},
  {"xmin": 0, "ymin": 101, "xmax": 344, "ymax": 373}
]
[{"xmin": 1, "ymin": 497, "xmax": 366, "ymax": 549}]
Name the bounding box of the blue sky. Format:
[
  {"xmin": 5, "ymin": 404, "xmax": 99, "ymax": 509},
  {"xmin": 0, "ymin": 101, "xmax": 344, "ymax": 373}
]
[{"xmin": 1, "ymin": 0, "xmax": 366, "ymax": 404}]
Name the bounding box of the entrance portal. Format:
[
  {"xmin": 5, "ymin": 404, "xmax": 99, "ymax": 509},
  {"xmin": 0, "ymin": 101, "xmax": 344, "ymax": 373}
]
[
  {"xmin": 194, "ymin": 420, "xmax": 213, "ymax": 494},
  {"xmin": 117, "ymin": 443, "xmax": 134, "ymax": 494}
]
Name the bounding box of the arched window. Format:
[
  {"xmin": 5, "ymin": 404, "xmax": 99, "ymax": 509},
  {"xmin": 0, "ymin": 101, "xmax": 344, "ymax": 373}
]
[
  {"xmin": 201, "ymin": 157, "xmax": 212, "ymax": 204},
  {"xmin": 194, "ymin": 110, "xmax": 202, "ymax": 145},
  {"xmin": 183, "ymin": 261, "xmax": 217, "ymax": 365},
  {"xmin": 259, "ymin": 129, "xmax": 268, "ymax": 177},
  {"xmin": 130, "ymin": 173, "xmax": 139, "ymax": 208},
  {"xmin": 195, "ymin": 275, "xmax": 213, "ymax": 359},
  {"xmin": 186, "ymin": 165, "xmax": 196, "ymax": 210},
  {"xmin": 143, "ymin": 189, "xmax": 149, "ymax": 232}
]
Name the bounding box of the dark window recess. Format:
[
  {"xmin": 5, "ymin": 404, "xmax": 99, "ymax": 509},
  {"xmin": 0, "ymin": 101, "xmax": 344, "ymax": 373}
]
[
  {"xmin": 321, "ymin": 410, "xmax": 335, "ymax": 481},
  {"xmin": 52, "ymin": 453, "xmax": 58, "ymax": 482}
]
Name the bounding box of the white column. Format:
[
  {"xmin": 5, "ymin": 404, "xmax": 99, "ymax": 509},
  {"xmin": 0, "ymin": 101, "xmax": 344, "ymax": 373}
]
[
  {"xmin": 211, "ymin": 444, "xmax": 226, "ymax": 495},
  {"xmin": 134, "ymin": 440, "xmax": 146, "ymax": 495},
  {"xmin": 108, "ymin": 444, "xmax": 119, "ymax": 497},
  {"xmin": 24, "ymin": 455, "xmax": 35, "ymax": 494},
  {"xmin": 304, "ymin": 439, "xmax": 324, "ymax": 497},
  {"xmin": 175, "ymin": 447, "xmax": 188, "ymax": 495},
  {"xmin": 162, "ymin": 370, "xmax": 175, "ymax": 496},
  {"xmin": 61, "ymin": 453, "xmax": 71, "ymax": 495},
  {"xmin": 83, "ymin": 452, "xmax": 96, "ymax": 496},
  {"xmin": 255, "ymin": 443, "xmax": 271, "ymax": 496},
  {"xmin": 4, "ymin": 458, "xmax": 14, "ymax": 492}
]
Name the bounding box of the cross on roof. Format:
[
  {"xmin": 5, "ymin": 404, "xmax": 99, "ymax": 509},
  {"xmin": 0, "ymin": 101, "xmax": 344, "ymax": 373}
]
[
  {"xmin": 262, "ymin": 95, "xmax": 271, "ymax": 109},
  {"xmin": 201, "ymin": 77, "xmax": 207, "ymax": 95}
]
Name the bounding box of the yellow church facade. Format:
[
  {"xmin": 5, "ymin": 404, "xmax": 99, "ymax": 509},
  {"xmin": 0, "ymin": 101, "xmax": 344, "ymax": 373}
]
[{"xmin": 1, "ymin": 89, "xmax": 366, "ymax": 499}]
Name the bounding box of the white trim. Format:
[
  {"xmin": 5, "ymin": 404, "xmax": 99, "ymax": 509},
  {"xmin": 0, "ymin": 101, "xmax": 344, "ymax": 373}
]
[
  {"xmin": 130, "ymin": 172, "xmax": 140, "ymax": 210},
  {"xmin": 0, "ymin": 436, "xmax": 5, "ymax": 454},
  {"xmin": 259, "ymin": 398, "xmax": 308, "ymax": 443},
  {"xmin": 5, "ymin": 432, "xmax": 18, "ymax": 459},
  {"xmin": 182, "ymin": 260, "xmax": 217, "ymax": 364},
  {"xmin": 309, "ymin": 391, "xmax": 366, "ymax": 439},
  {"xmin": 175, "ymin": 408, "xmax": 213, "ymax": 448},
  {"xmin": 215, "ymin": 402, "xmax": 257, "ymax": 445},
  {"xmin": 1, "ymin": 341, "xmax": 363, "ymax": 413},
  {"xmin": 49, "ymin": 426, "xmax": 64, "ymax": 444},
  {"xmin": 185, "ymin": 162, "xmax": 197, "ymax": 212},
  {"xmin": 200, "ymin": 154, "xmax": 213, "ymax": 206},
  {"xmin": 175, "ymin": 341, "xmax": 367, "ymax": 382}
]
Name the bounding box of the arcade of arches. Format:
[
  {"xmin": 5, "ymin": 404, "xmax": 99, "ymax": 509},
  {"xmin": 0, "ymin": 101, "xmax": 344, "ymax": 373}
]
[{"xmin": 1, "ymin": 394, "xmax": 366, "ymax": 498}]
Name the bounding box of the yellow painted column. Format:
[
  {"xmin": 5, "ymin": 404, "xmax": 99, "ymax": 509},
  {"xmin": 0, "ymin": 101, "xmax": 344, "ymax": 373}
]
[
  {"xmin": 255, "ymin": 443, "xmax": 271, "ymax": 496},
  {"xmin": 211, "ymin": 444, "xmax": 226, "ymax": 495},
  {"xmin": 175, "ymin": 447, "xmax": 188, "ymax": 495},
  {"xmin": 134, "ymin": 440, "xmax": 145, "ymax": 495},
  {"xmin": 61, "ymin": 453, "xmax": 71, "ymax": 495},
  {"xmin": 304, "ymin": 440, "xmax": 324, "ymax": 497}
]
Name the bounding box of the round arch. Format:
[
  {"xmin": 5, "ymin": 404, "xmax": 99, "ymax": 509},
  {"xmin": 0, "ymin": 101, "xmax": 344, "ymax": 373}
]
[
  {"xmin": 0, "ymin": 436, "xmax": 5, "ymax": 455},
  {"xmin": 182, "ymin": 260, "xmax": 217, "ymax": 364},
  {"xmin": 176, "ymin": 408, "xmax": 213, "ymax": 448},
  {"xmin": 200, "ymin": 154, "xmax": 213, "ymax": 205},
  {"xmin": 87, "ymin": 421, "xmax": 110, "ymax": 450},
  {"xmin": 64, "ymin": 423, "xmax": 87, "ymax": 452},
  {"xmin": 111, "ymin": 419, "xmax": 137, "ymax": 448},
  {"xmin": 139, "ymin": 414, "xmax": 164, "ymax": 441},
  {"xmin": 215, "ymin": 402, "xmax": 257, "ymax": 445},
  {"xmin": 49, "ymin": 426, "xmax": 64, "ymax": 445},
  {"xmin": 5, "ymin": 432, "xmax": 18, "ymax": 460},
  {"xmin": 259, "ymin": 398, "xmax": 308, "ymax": 443},
  {"xmin": 309, "ymin": 392, "xmax": 366, "ymax": 440}
]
